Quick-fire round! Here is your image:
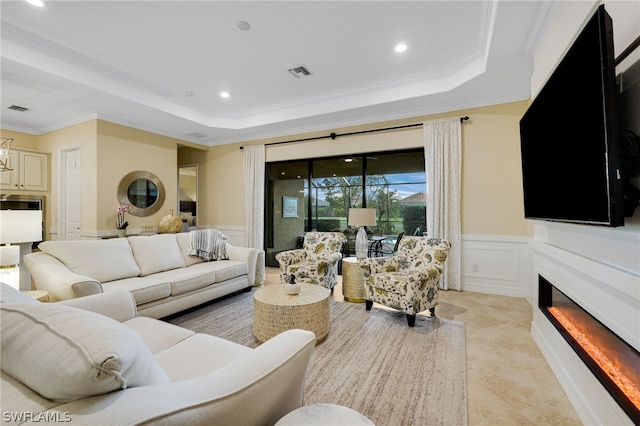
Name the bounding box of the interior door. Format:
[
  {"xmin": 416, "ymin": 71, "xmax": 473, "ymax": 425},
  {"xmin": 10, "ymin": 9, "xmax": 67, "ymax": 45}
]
[{"xmin": 63, "ymin": 147, "xmax": 81, "ymax": 240}]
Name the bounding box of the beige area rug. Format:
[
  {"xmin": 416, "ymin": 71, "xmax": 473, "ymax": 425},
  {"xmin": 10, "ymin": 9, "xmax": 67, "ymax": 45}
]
[{"xmin": 167, "ymin": 290, "xmax": 468, "ymax": 426}]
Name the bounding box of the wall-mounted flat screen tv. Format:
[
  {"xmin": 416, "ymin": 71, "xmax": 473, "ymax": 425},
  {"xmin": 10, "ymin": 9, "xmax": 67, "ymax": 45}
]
[{"xmin": 520, "ymin": 5, "xmax": 623, "ymax": 226}]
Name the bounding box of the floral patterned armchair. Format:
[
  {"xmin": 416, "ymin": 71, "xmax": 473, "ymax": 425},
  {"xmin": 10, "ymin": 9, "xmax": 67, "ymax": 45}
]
[
  {"xmin": 359, "ymin": 237, "xmax": 451, "ymax": 327},
  {"xmin": 275, "ymin": 232, "xmax": 345, "ymax": 291}
]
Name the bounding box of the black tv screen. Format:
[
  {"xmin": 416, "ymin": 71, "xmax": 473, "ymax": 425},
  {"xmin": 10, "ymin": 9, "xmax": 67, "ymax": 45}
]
[{"xmin": 520, "ymin": 5, "xmax": 623, "ymax": 226}]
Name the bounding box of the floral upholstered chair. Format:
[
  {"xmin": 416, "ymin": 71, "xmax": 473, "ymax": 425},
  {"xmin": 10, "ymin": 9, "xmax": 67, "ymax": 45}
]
[
  {"xmin": 359, "ymin": 236, "xmax": 451, "ymax": 327},
  {"xmin": 275, "ymin": 232, "xmax": 345, "ymax": 291}
]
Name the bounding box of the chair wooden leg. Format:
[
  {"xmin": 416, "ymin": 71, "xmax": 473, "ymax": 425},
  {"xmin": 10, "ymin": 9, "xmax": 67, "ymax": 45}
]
[
  {"xmin": 365, "ymin": 300, "xmax": 373, "ymax": 311},
  {"xmin": 406, "ymin": 314, "xmax": 416, "ymax": 327}
]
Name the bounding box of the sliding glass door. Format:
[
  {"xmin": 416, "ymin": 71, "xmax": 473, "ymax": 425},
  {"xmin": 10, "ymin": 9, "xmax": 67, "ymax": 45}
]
[{"xmin": 265, "ymin": 149, "xmax": 425, "ymax": 266}]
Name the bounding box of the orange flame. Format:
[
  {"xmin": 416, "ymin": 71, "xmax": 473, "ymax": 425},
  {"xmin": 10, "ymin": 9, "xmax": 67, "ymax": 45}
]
[{"xmin": 548, "ymin": 307, "xmax": 640, "ymax": 410}]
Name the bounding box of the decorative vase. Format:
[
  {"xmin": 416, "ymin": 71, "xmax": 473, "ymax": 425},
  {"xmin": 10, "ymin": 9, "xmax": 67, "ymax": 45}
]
[
  {"xmin": 285, "ymin": 282, "xmax": 301, "ymax": 295},
  {"xmin": 117, "ymin": 229, "xmax": 126, "ymax": 238},
  {"xmin": 158, "ymin": 209, "xmax": 182, "ymax": 233},
  {"xmin": 286, "ymin": 274, "xmax": 300, "ymax": 295}
]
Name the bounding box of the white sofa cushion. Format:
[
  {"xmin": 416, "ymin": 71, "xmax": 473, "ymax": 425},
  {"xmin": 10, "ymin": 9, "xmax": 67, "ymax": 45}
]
[
  {"xmin": 0, "ymin": 302, "xmax": 169, "ymax": 402},
  {"xmin": 124, "ymin": 317, "xmax": 195, "ymax": 354},
  {"xmin": 175, "ymin": 232, "xmax": 204, "ymax": 267},
  {"xmin": 151, "ymin": 267, "xmax": 216, "ymax": 296},
  {"xmin": 188, "ymin": 260, "xmax": 248, "ymax": 282},
  {"xmin": 102, "ymin": 277, "xmax": 172, "ymax": 305},
  {"xmin": 38, "ymin": 239, "xmax": 141, "ymax": 283},
  {"xmin": 154, "ymin": 333, "xmax": 251, "ymax": 382},
  {"xmin": 128, "ymin": 235, "xmax": 186, "ymax": 276}
]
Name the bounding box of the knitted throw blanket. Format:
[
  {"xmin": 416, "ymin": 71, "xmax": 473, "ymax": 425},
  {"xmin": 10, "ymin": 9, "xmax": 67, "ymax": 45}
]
[{"xmin": 188, "ymin": 229, "xmax": 229, "ymax": 261}]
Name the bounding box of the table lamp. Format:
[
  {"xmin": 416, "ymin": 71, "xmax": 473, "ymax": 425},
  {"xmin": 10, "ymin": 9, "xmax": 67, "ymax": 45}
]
[
  {"xmin": 348, "ymin": 208, "xmax": 377, "ymax": 260},
  {"xmin": 0, "ymin": 210, "xmax": 42, "ymax": 289}
]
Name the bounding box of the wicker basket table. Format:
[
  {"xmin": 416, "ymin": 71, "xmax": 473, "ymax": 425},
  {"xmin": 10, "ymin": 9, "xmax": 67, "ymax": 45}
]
[{"xmin": 253, "ymin": 284, "xmax": 330, "ymax": 344}]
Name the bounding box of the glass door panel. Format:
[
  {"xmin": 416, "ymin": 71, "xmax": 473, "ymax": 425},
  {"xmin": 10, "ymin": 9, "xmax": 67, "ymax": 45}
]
[
  {"xmin": 311, "ymin": 157, "xmax": 362, "ymax": 233},
  {"xmin": 265, "ymin": 149, "xmax": 425, "ymax": 266},
  {"xmin": 265, "ymin": 161, "xmax": 308, "ymax": 266},
  {"xmin": 365, "ymin": 151, "xmax": 426, "ymax": 236}
]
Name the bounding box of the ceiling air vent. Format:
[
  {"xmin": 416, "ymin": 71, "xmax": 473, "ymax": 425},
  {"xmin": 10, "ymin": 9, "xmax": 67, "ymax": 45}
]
[
  {"xmin": 185, "ymin": 132, "xmax": 207, "ymax": 138},
  {"xmin": 288, "ymin": 65, "xmax": 313, "ymax": 78},
  {"xmin": 8, "ymin": 105, "xmax": 30, "ymax": 112}
]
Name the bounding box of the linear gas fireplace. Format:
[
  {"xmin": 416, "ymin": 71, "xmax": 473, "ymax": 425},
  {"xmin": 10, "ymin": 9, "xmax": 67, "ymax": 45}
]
[{"xmin": 538, "ymin": 275, "xmax": 640, "ymax": 423}]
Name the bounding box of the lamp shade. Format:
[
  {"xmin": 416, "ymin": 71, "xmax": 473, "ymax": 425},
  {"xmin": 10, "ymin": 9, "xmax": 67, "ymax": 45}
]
[
  {"xmin": 0, "ymin": 210, "xmax": 42, "ymax": 244},
  {"xmin": 348, "ymin": 208, "xmax": 377, "ymax": 227}
]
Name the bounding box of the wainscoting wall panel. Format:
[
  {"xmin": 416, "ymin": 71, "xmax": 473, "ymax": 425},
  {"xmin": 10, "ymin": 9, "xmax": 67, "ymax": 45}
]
[
  {"xmin": 460, "ymin": 234, "xmax": 531, "ymax": 301},
  {"xmin": 213, "ymin": 225, "xmax": 246, "ymax": 248}
]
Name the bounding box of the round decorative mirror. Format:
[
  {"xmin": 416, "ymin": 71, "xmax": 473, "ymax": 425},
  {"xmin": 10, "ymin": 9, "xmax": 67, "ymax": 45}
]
[{"xmin": 117, "ymin": 171, "xmax": 165, "ymax": 216}]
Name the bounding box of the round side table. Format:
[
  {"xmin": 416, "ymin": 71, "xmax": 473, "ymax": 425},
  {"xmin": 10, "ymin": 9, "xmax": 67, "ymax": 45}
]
[
  {"xmin": 276, "ymin": 403, "xmax": 374, "ymax": 425},
  {"xmin": 253, "ymin": 284, "xmax": 330, "ymax": 344},
  {"xmin": 341, "ymin": 257, "xmax": 365, "ymax": 303}
]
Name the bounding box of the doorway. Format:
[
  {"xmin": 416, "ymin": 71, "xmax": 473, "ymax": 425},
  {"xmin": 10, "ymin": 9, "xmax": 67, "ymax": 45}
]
[{"xmin": 178, "ymin": 164, "xmax": 197, "ymax": 230}]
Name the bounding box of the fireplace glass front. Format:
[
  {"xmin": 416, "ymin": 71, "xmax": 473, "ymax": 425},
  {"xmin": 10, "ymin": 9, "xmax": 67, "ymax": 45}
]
[{"xmin": 538, "ymin": 275, "xmax": 639, "ymax": 423}]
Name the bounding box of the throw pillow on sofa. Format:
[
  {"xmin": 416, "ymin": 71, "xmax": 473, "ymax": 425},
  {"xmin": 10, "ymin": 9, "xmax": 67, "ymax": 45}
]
[
  {"xmin": 0, "ymin": 302, "xmax": 169, "ymax": 402},
  {"xmin": 128, "ymin": 234, "xmax": 187, "ymax": 276}
]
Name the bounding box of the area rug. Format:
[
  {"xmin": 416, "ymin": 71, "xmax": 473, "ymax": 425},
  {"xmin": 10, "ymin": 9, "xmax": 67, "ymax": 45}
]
[{"xmin": 167, "ymin": 289, "xmax": 468, "ymax": 425}]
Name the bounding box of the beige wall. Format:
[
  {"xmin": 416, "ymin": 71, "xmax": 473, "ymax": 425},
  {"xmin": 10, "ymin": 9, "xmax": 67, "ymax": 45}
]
[
  {"xmin": 192, "ymin": 100, "xmax": 528, "ymax": 236},
  {"xmin": 2, "ymin": 120, "xmax": 186, "ymax": 238},
  {"xmin": 4, "ymin": 100, "xmax": 528, "ymax": 238},
  {"xmin": 461, "ymin": 102, "xmax": 528, "ymax": 235},
  {"xmin": 41, "ymin": 120, "xmax": 98, "ymax": 233},
  {"xmin": 20, "ymin": 121, "xmax": 97, "ymax": 239},
  {"xmin": 1, "ymin": 129, "xmax": 39, "ymax": 150},
  {"xmin": 96, "ymin": 121, "xmax": 180, "ymax": 232}
]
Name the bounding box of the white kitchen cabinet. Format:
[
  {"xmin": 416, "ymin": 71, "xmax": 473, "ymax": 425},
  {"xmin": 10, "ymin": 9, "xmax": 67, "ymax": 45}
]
[{"xmin": 0, "ymin": 150, "xmax": 48, "ymax": 191}]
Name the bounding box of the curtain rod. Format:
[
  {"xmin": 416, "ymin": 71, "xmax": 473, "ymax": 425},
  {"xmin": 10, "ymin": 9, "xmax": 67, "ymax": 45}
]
[
  {"xmin": 239, "ymin": 116, "xmax": 470, "ymax": 149},
  {"xmin": 616, "ymin": 34, "xmax": 640, "ymax": 66}
]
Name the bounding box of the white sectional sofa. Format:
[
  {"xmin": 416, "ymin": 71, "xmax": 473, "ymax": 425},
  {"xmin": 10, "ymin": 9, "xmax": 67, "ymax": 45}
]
[
  {"xmin": 24, "ymin": 233, "xmax": 259, "ymax": 318},
  {"xmin": 0, "ymin": 283, "xmax": 316, "ymax": 425}
]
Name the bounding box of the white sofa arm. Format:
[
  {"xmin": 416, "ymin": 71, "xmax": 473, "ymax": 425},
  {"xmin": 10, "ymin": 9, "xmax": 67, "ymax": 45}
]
[
  {"xmin": 23, "ymin": 252, "xmax": 103, "ymax": 301},
  {"xmin": 226, "ymin": 244, "xmax": 258, "ymax": 286},
  {"xmin": 57, "ymin": 290, "xmax": 137, "ymax": 322},
  {"xmin": 49, "ymin": 329, "xmax": 316, "ymax": 426}
]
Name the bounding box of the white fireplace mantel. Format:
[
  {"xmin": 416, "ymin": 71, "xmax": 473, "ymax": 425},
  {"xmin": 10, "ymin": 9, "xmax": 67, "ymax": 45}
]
[{"xmin": 529, "ymin": 221, "xmax": 640, "ymax": 425}]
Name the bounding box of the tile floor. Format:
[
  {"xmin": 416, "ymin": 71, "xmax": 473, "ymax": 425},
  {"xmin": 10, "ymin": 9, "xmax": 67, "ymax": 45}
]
[{"xmin": 264, "ymin": 266, "xmax": 583, "ymax": 425}]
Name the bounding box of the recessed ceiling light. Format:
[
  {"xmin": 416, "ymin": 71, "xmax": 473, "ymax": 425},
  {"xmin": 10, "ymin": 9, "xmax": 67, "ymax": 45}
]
[
  {"xmin": 220, "ymin": 91, "xmax": 230, "ymax": 99},
  {"xmin": 25, "ymin": 0, "xmax": 44, "ymax": 7},
  {"xmin": 395, "ymin": 43, "xmax": 408, "ymax": 53},
  {"xmin": 236, "ymin": 21, "xmax": 251, "ymax": 31}
]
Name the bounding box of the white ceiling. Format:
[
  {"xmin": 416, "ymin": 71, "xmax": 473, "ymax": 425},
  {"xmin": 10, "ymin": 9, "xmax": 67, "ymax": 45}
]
[{"xmin": 0, "ymin": 1, "xmax": 555, "ymax": 146}]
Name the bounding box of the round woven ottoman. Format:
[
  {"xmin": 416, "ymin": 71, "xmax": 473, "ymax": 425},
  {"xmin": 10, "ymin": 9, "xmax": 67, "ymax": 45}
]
[
  {"xmin": 253, "ymin": 284, "xmax": 330, "ymax": 344},
  {"xmin": 275, "ymin": 403, "xmax": 374, "ymax": 425}
]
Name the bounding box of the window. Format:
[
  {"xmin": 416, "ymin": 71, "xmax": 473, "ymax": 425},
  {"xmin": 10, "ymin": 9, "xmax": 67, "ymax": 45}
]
[{"xmin": 265, "ymin": 149, "xmax": 425, "ymax": 266}]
